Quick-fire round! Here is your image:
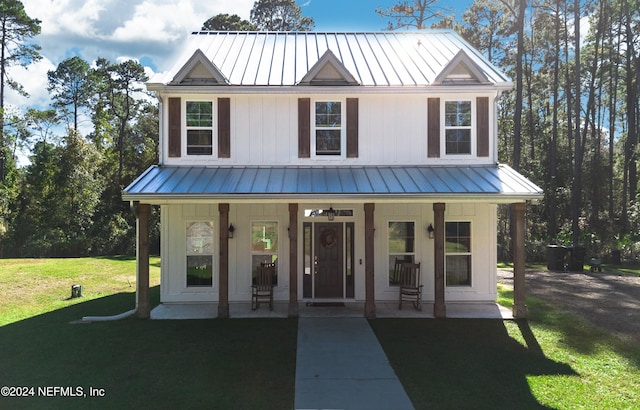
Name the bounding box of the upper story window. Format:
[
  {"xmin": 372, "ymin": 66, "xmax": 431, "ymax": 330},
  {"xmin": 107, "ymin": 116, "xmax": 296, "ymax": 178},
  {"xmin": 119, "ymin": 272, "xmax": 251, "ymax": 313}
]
[
  {"xmin": 314, "ymin": 101, "xmax": 344, "ymax": 156},
  {"xmin": 444, "ymin": 100, "xmax": 472, "ymax": 155},
  {"xmin": 186, "ymin": 101, "xmax": 213, "ymax": 155}
]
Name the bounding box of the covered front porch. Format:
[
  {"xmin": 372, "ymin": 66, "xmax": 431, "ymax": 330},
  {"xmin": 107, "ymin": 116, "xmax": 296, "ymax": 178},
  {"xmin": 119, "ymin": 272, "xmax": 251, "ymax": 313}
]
[
  {"xmin": 149, "ymin": 301, "xmax": 514, "ymax": 320},
  {"xmin": 125, "ymin": 164, "xmax": 540, "ymax": 321}
]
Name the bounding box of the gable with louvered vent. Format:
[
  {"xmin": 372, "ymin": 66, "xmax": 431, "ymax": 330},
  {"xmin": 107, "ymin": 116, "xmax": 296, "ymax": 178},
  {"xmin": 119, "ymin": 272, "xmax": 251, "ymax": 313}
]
[
  {"xmin": 170, "ymin": 49, "xmax": 228, "ymax": 85},
  {"xmin": 433, "ymin": 50, "xmax": 490, "ymax": 85},
  {"xmin": 298, "ymin": 50, "xmax": 359, "ymax": 86}
]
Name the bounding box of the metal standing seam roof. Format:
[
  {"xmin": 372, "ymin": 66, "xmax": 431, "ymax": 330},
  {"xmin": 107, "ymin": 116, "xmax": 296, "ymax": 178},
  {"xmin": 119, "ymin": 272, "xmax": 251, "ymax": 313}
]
[
  {"xmin": 122, "ymin": 164, "xmax": 543, "ymax": 203},
  {"xmin": 151, "ymin": 31, "xmax": 512, "ymax": 88}
]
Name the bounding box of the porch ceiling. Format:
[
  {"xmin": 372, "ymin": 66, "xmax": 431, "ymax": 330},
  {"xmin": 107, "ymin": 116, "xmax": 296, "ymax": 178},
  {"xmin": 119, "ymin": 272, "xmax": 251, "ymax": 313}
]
[{"xmin": 122, "ymin": 164, "xmax": 543, "ymax": 204}]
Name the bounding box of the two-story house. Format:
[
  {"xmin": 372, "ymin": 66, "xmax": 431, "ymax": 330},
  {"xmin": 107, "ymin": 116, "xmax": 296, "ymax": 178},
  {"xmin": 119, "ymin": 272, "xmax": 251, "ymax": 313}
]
[{"xmin": 123, "ymin": 31, "xmax": 542, "ymax": 319}]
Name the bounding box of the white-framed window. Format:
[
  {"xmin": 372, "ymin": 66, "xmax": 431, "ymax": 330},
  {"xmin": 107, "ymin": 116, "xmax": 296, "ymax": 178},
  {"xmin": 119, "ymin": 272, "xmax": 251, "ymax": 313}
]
[
  {"xmin": 388, "ymin": 221, "xmax": 415, "ymax": 286},
  {"xmin": 313, "ymin": 100, "xmax": 344, "ymax": 157},
  {"xmin": 444, "ymin": 100, "xmax": 473, "ymax": 155},
  {"xmin": 445, "ymin": 221, "xmax": 472, "ymax": 286},
  {"xmin": 185, "ymin": 100, "xmax": 214, "ymax": 156},
  {"xmin": 186, "ymin": 221, "xmax": 214, "ymax": 287},
  {"xmin": 250, "ymin": 221, "xmax": 279, "ymax": 286}
]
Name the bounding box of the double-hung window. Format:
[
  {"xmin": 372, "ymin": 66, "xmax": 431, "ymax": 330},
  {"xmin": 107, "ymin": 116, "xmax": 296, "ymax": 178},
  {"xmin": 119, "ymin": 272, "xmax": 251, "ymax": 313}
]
[
  {"xmin": 251, "ymin": 221, "xmax": 278, "ymax": 286},
  {"xmin": 445, "ymin": 222, "xmax": 472, "ymax": 286},
  {"xmin": 388, "ymin": 222, "xmax": 415, "ymax": 286},
  {"xmin": 314, "ymin": 101, "xmax": 343, "ymax": 156},
  {"xmin": 186, "ymin": 101, "xmax": 213, "ymax": 155},
  {"xmin": 444, "ymin": 100, "xmax": 472, "ymax": 155},
  {"xmin": 186, "ymin": 221, "xmax": 214, "ymax": 287}
]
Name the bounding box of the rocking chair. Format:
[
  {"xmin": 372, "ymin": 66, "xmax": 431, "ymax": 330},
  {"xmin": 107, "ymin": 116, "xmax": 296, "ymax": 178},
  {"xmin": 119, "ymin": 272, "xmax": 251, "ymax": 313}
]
[
  {"xmin": 398, "ymin": 262, "xmax": 423, "ymax": 311},
  {"xmin": 252, "ymin": 262, "xmax": 275, "ymax": 310}
]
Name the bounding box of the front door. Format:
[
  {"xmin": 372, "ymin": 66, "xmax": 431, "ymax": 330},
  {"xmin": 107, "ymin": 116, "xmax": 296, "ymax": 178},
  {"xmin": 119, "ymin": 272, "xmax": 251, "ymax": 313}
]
[{"xmin": 314, "ymin": 223, "xmax": 343, "ymax": 298}]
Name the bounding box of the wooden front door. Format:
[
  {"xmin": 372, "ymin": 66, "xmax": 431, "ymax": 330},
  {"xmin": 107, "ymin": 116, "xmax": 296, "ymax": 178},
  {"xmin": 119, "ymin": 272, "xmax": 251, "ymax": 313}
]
[{"xmin": 314, "ymin": 223, "xmax": 343, "ymax": 298}]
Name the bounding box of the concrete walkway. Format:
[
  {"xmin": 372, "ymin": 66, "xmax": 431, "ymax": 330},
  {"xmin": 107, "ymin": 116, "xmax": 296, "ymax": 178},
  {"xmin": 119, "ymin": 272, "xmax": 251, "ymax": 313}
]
[{"xmin": 295, "ymin": 317, "xmax": 414, "ymax": 410}]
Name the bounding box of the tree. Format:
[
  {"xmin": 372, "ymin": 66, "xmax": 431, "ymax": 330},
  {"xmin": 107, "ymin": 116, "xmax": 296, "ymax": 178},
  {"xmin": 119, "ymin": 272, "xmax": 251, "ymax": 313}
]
[
  {"xmin": 202, "ymin": 14, "xmax": 256, "ymax": 31},
  {"xmin": 375, "ymin": 0, "xmax": 444, "ymax": 30},
  {"xmin": 10, "ymin": 132, "xmax": 104, "ymax": 256},
  {"xmin": 459, "ymin": 0, "xmax": 512, "ymax": 65},
  {"xmin": 47, "ymin": 56, "xmax": 94, "ymax": 132},
  {"xmin": 26, "ymin": 108, "xmax": 60, "ymax": 143},
  {"xmin": 250, "ymin": 0, "xmax": 314, "ymax": 31},
  {"xmin": 570, "ymin": 0, "xmax": 582, "ymax": 245},
  {"xmin": 499, "ymin": 0, "xmax": 527, "ymax": 171},
  {"xmin": 0, "ymin": 0, "xmax": 40, "ymax": 182},
  {"xmin": 94, "ymin": 58, "xmax": 148, "ymax": 185}
]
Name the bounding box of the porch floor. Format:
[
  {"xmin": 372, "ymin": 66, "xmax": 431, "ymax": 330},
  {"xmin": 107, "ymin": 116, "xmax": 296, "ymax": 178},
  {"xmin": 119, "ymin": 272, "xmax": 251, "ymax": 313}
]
[{"xmin": 150, "ymin": 301, "xmax": 513, "ymax": 320}]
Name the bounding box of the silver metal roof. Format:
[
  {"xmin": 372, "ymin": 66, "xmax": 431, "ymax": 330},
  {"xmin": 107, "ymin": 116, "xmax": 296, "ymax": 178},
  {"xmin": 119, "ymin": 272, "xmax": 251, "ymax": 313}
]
[
  {"xmin": 123, "ymin": 164, "xmax": 543, "ymax": 203},
  {"xmin": 152, "ymin": 31, "xmax": 512, "ymax": 88}
]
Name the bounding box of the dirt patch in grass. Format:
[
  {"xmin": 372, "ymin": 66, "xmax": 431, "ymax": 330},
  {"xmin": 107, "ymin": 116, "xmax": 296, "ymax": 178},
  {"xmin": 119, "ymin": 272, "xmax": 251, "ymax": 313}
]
[{"xmin": 498, "ymin": 268, "xmax": 640, "ymax": 343}]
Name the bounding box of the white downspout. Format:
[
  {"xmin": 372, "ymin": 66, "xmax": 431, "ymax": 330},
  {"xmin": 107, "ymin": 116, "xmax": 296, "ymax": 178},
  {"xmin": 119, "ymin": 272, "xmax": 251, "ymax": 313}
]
[{"xmin": 74, "ymin": 201, "xmax": 144, "ymax": 323}]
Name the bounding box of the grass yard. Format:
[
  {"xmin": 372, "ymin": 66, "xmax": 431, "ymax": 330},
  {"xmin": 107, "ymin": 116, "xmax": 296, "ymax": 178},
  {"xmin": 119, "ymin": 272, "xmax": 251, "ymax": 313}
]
[
  {"xmin": 2, "ymin": 258, "xmax": 639, "ymax": 409},
  {"xmin": 371, "ymin": 285, "xmax": 640, "ymax": 409},
  {"xmin": 0, "ymin": 257, "xmax": 297, "ymax": 410},
  {"xmin": 0, "ymin": 256, "xmax": 162, "ymax": 326}
]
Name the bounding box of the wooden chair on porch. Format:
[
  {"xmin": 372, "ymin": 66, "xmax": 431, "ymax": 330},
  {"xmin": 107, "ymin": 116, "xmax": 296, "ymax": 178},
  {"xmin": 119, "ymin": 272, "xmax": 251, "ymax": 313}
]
[
  {"xmin": 399, "ymin": 262, "xmax": 423, "ymax": 311},
  {"xmin": 252, "ymin": 262, "xmax": 275, "ymax": 310}
]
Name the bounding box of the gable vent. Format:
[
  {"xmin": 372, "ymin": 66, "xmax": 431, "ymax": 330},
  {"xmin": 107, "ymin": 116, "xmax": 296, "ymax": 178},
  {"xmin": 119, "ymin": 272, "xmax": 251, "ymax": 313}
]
[
  {"xmin": 170, "ymin": 49, "xmax": 229, "ymax": 85},
  {"xmin": 298, "ymin": 50, "xmax": 359, "ymax": 86}
]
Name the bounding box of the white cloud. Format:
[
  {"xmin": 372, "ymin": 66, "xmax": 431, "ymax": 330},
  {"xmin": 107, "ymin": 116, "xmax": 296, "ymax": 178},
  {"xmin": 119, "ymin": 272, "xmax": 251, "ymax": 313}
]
[
  {"xmin": 5, "ymin": 57, "xmax": 56, "ymax": 109},
  {"xmin": 10, "ymin": 0, "xmax": 255, "ymax": 111},
  {"xmin": 23, "ymin": 0, "xmax": 254, "ymax": 65}
]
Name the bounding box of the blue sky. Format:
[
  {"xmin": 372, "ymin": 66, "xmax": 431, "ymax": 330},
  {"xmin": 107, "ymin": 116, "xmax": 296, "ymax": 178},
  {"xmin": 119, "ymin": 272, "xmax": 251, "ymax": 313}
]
[{"xmin": 306, "ymin": 0, "xmax": 468, "ymax": 32}]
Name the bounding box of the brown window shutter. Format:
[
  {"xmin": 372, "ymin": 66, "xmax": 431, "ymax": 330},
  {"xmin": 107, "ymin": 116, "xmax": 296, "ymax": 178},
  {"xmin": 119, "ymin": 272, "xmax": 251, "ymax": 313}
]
[
  {"xmin": 218, "ymin": 98, "xmax": 231, "ymax": 158},
  {"xmin": 427, "ymin": 98, "xmax": 440, "ymax": 158},
  {"xmin": 298, "ymin": 98, "xmax": 311, "ymax": 158},
  {"xmin": 168, "ymin": 97, "xmax": 181, "ymax": 157},
  {"xmin": 476, "ymin": 97, "xmax": 489, "ymax": 157},
  {"xmin": 346, "ymin": 98, "xmax": 359, "ymax": 158}
]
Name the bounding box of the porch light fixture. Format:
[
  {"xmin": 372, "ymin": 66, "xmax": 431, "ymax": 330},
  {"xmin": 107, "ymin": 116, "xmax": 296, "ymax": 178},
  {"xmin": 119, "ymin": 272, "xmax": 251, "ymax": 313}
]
[
  {"xmin": 228, "ymin": 224, "xmax": 235, "ymax": 239},
  {"xmin": 326, "ymin": 207, "xmax": 336, "ymax": 221},
  {"xmin": 427, "ymin": 223, "xmax": 435, "ymax": 239}
]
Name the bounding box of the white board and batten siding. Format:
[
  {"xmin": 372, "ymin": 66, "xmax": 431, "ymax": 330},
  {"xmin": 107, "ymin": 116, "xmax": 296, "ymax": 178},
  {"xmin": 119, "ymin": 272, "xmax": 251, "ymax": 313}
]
[
  {"xmin": 159, "ymin": 202, "xmax": 497, "ymax": 304},
  {"xmin": 159, "ymin": 92, "xmax": 498, "ymax": 167}
]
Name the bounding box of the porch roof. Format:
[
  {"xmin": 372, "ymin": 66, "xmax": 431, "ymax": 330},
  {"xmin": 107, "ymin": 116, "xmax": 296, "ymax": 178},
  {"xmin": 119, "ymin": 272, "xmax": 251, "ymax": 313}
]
[{"xmin": 122, "ymin": 164, "xmax": 543, "ymax": 204}]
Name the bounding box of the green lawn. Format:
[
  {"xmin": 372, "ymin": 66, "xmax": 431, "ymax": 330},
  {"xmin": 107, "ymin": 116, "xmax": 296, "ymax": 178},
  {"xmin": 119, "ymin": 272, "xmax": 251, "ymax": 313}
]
[
  {"xmin": 0, "ymin": 257, "xmax": 296, "ymax": 410},
  {"xmin": 0, "ymin": 256, "xmax": 161, "ymax": 326},
  {"xmin": 371, "ymin": 285, "xmax": 640, "ymax": 409},
  {"xmin": 1, "ymin": 258, "xmax": 639, "ymax": 409}
]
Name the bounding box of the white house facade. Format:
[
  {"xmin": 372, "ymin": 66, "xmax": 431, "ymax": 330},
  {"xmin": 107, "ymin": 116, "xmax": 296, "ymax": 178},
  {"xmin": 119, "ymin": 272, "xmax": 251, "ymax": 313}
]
[{"xmin": 123, "ymin": 31, "xmax": 542, "ymax": 319}]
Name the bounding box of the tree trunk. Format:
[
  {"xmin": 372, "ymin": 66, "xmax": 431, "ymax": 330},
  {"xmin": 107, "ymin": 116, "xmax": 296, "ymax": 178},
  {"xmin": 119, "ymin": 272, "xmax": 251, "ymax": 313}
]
[
  {"xmin": 623, "ymin": 0, "xmax": 638, "ymax": 228},
  {"xmin": 570, "ymin": 0, "xmax": 582, "ymax": 245},
  {"xmin": 548, "ymin": 1, "xmax": 562, "ymax": 239},
  {"xmin": 512, "ymin": 0, "xmax": 527, "ymax": 171}
]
